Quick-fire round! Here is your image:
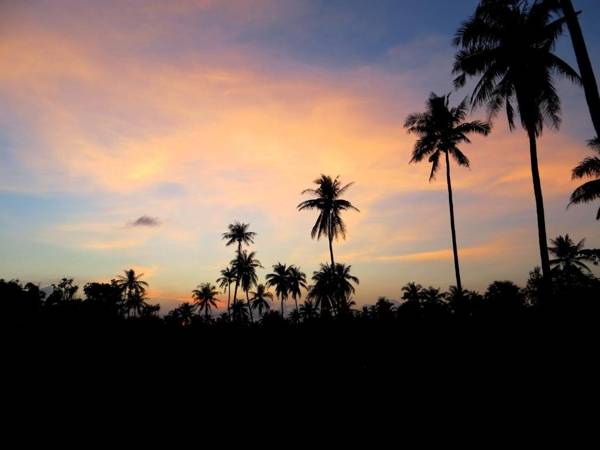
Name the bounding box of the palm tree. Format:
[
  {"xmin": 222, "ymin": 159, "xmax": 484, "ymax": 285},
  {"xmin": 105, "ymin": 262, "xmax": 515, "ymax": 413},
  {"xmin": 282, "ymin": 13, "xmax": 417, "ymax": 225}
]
[
  {"xmin": 401, "ymin": 282, "xmax": 423, "ymax": 304},
  {"xmin": 266, "ymin": 263, "xmax": 289, "ymax": 316},
  {"xmin": 308, "ymin": 263, "xmax": 359, "ymax": 315},
  {"xmin": 570, "ymin": 137, "xmax": 600, "ymax": 219},
  {"xmin": 555, "ymin": 0, "xmax": 600, "ymax": 137},
  {"xmin": 222, "ymin": 222, "xmax": 256, "ymax": 305},
  {"xmin": 549, "ymin": 234, "xmax": 593, "ymax": 273},
  {"xmin": 405, "ymin": 93, "xmax": 490, "ymax": 293},
  {"xmin": 250, "ymin": 284, "xmax": 273, "ymax": 318},
  {"xmin": 287, "ymin": 265, "xmax": 307, "ymax": 312},
  {"xmin": 231, "ymin": 250, "xmax": 262, "ymax": 323},
  {"xmin": 230, "ymin": 299, "xmax": 249, "ymax": 323},
  {"xmin": 115, "ymin": 269, "xmax": 149, "ymax": 318},
  {"xmin": 299, "ymin": 299, "xmax": 318, "ymax": 321},
  {"xmin": 217, "ymin": 266, "xmax": 236, "ymax": 318},
  {"xmin": 174, "ymin": 302, "xmax": 195, "ymax": 327},
  {"xmin": 453, "ymin": 0, "xmax": 581, "ymax": 282},
  {"xmin": 192, "ymin": 283, "xmax": 220, "ymax": 319},
  {"xmin": 297, "ymin": 175, "xmax": 359, "ymax": 266}
]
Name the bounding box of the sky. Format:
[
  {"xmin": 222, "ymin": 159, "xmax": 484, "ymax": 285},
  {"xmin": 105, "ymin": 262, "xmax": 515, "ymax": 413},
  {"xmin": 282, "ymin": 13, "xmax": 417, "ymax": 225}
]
[{"xmin": 1, "ymin": 0, "xmax": 600, "ymax": 311}]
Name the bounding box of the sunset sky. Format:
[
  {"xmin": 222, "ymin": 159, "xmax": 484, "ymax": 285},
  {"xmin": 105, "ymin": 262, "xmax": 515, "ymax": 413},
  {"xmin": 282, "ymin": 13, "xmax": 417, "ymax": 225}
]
[{"xmin": 1, "ymin": 0, "xmax": 599, "ymax": 311}]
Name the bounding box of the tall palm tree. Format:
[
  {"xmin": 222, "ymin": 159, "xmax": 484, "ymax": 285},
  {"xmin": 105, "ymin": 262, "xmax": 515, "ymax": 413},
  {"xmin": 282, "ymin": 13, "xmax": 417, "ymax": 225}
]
[
  {"xmin": 222, "ymin": 222, "xmax": 256, "ymax": 304},
  {"xmin": 453, "ymin": 0, "xmax": 581, "ymax": 281},
  {"xmin": 231, "ymin": 250, "xmax": 262, "ymax": 323},
  {"xmin": 192, "ymin": 283, "xmax": 220, "ymax": 319},
  {"xmin": 217, "ymin": 266, "xmax": 236, "ymax": 318},
  {"xmin": 115, "ymin": 269, "xmax": 149, "ymax": 318},
  {"xmin": 287, "ymin": 265, "xmax": 307, "ymax": 312},
  {"xmin": 554, "ymin": 0, "xmax": 600, "ymax": 137},
  {"xmin": 549, "ymin": 234, "xmax": 593, "ymax": 272},
  {"xmin": 266, "ymin": 263, "xmax": 289, "ymax": 316},
  {"xmin": 405, "ymin": 93, "xmax": 490, "ymax": 293},
  {"xmin": 570, "ymin": 137, "xmax": 600, "ymax": 219},
  {"xmin": 250, "ymin": 284, "xmax": 273, "ymax": 318},
  {"xmin": 297, "ymin": 175, "xmax": 359, "ymax": 266}
]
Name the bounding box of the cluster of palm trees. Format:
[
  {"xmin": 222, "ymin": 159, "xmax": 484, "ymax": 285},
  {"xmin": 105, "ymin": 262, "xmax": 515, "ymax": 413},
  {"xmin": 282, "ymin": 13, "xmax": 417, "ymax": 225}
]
[{"xmin": 405, "ymin": 0, "xmax": 600, "ymax": 296}]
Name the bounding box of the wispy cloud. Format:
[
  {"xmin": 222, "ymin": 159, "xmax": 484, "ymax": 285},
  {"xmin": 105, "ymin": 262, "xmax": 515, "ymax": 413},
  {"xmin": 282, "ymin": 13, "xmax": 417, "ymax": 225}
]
[{"xmin": 129, "ymin": 216, "xmax": 161, "ymax": 227}]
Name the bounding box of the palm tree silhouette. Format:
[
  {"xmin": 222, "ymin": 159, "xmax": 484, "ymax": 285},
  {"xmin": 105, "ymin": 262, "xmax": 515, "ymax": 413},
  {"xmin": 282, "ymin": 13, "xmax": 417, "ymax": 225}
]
[
  {"xmin": 217, "ymin": 266, "xmax": 236, "ymax": 318},
  {"xmin": 556, "ymin": 0, "xmax": 600, "ymax": 137},
  {"xmin": 549, "ymin": 234, "xmax": 593, "ymax": 273},
  {"xmin": 222, "ymin": 222, "xmax": 256, "ymax": 304},
  {"xmin": 116, "ymin": 269, "xmax": 149, "ymax": 318},
  {"xmin": 297, "ymin": 175, "xmax": 359, "ymax": 266},
  {"xmin": 250, "ymin": 284, "xmax": 273, "ymax": 318},
  {"xmin": 171, "ymin": 302, "xmax": 195, "ymax": 326},
  {"xmin": 405, "ymin": 93, "xmax": 490, "ymax": 293},
  {"xmin": 453, "ymin": 0, "xmax": 581, "ymax": 282},
  {"xmin": 570, "ymin": 138, "xmax": 600, "ymax": 219},
  {"xmin": 287, "ymin": 265, "xmax": 307, "ymax": 312},
  {"xmin": 192, "ymin": 283, "xmax": 220, "ymax": 319},
  {"xmin": 230, "ymin": 299, "xmax": 249, "ymax": 323},
  {"xmin": 308, "ymin": 263, "xmax": 359, "ymax": 315},
  {"xmin": 299, "ymin": 299, "xmax": 318, "ymax": 321},
  {"xmin": 266, "ymin": 263, "xmax": 289, "ymax": 316},
  {"xmin": 401, "ymin": 282, "xmax": 424, "ymax": 304},
  {"xmin": 231, "ymin": 250, "xmax": 262, "ymax": 323}
]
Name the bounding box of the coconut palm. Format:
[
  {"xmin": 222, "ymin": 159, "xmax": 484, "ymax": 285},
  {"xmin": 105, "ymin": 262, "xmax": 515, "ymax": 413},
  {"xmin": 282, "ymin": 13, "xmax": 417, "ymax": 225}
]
[
  {"xmin": 115, "ymin": 269, "xmax": 149, "ymax": 318},
  {"xmin": 171, "ymin": 302, "xmax": 195, "ymax": 327},
  {"xmin": 405, "ymin": 93, "xmax": 490, "ymax": 293},
  {"xmin": 287, "ymin": 265, "xmax": 307, "ymax": 312},
  {"xmin": 266, "ymin": 263, "xmax": 289, "ymax": 316},
  {"xmin": 222, "ymin": 222, "xmax": 256, "ymax": 305},
  {"xmin": 453, "ymin": 0, "xmax": 581, "ymax": 281},
  {"xmin": 230, "ymin": 299, "xmax": 249, "ymax": 323},
  {"xmin": 297, "ymin": 175, "xmax": 359, "ymax": 266},
  {"xmin": 549, "ymin": 234, "xmax": 593, "ymax": 273},
  {"xmin": 307, "ymin": 263, "xmax": 359, "ymax": 315},
  {"xmin": 299, "ymin": 299, "xmax": 318, "ymax": 321},
  {"xmin": 250, "ymin": 284, "xmax": 273, "ymax": 318},
  {"xmin": 570, "ymin": 137, "xmax": 600, "ymax": 219},
  {"xmin": 231, "ymin": 250, "xmax": 262, "ymax": 323},
  {"xmin": 401, "ymin": 282, "xmax": 423, "ymax": 304},
  {"xmin": 217, "ymin": 266, "xmax": 236, "ymax": 318},
  {"xmin": 192, "ymin": 283, "xmax": 220, "ymax": 319}
]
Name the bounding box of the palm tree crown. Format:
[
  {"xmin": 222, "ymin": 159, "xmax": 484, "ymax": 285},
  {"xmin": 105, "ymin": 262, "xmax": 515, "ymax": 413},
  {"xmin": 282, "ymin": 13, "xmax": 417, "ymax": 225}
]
[
  {"xmin": 549, "ymin": 234, "xmax": 592, "ymax": 272},
  {"xmin": 115, "ymin": 269, "xmax": 149, "ymax": 318},
  {"xmin": 192, "ymin": 283, "xmax": 220, "ymax": 318},
  {"xmin": 297, "ymin": 175, "xmax": 359, "ymax": 266},
  {"xmin": 405, "ymin": 93, "xmax": 490, "ymax": 179},
  {"xmin": 266, "ymin": 262, "xmax": 289, "ymax": 316},
  {"xmin": 570, "ymin": 137, "xmax": 600, "ymax": 219},
  {"xmin": 222, "ymin": 222, "xmax": 256, "ymax": 253},
  {"xmin": 250, "ymin": 284, "xmax": 273, "ymax": 317}
]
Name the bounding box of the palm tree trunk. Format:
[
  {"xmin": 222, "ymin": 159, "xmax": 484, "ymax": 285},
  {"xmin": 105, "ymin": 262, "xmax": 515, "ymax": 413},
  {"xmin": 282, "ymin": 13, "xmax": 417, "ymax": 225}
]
[
  {"xmin": 227, "ymin": 284, "xmax": 231, "ymax": 319},
  {"xmin": 527, "ymin": 129, "xmax": 552, "ymax": 281},
  {"xmin": 328, "ymin": 220, "xmax": 335, "ymax": 267},
  {"xmin": 445, "ymin": 151, "xmax": 463, "ymax": 294},
  {"xmin": 280, "ymin": 295, "xmax": 284, "ymax": 317},
  {"xmin": 561, "ymin": 0, "xmax": 600, "ymax": 137},
  {"xmin": 246, "ymin": 291, "xmax": 253, "ymax": 323}
]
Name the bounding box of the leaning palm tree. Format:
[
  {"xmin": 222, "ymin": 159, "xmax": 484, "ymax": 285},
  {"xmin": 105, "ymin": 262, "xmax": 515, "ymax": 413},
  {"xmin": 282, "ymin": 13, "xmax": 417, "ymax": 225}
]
[
  {"xmin": 554, "ymin": 0, "xmax": 600, "ymax": 137},
  {"xmin": 222, "ymin": 222, "xmax": 256, "ymax": 305},
  {"xmin": 405, "ymin": 93, "xmax": 490, "ymax": 293},
  {"xmin": 217, "ymin": 266, "xmax": 236, "ymax": 318},
  {"xmin": 287, "ymin": 265, "xmax": 307, "ymax": 312},
  {"xmin": 297, "ymin": 175, "xmax": 359, "ymax": 266},
  {"xmin": 266, "ymin": 263, "xmax": 289, "ymax": 316},
  {"xmin": 549, "ymin": 234, "xmax": 593, "ymax": 273},
  {"xmin": 250, "ymin": 284, "xmax": 273, "ymax": 318},
  {"xmin": 115, "ymin": 269, "xmax": 149, "ymax": 318},
  {"xmin": 231, "ymin": 250, "xmax": 262, "ymax": 323},
  {"xmin": 192, "ymin": 283, "xmax": 220, "ymax": 319},
  {"xmin": 453, "ymin": 0, "xmax": 581, "ymax": 282},
  {"xmin": 570, "ymin": 137, "xmax": 600, "ymax": 219}
]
